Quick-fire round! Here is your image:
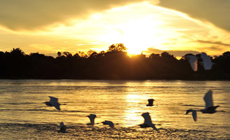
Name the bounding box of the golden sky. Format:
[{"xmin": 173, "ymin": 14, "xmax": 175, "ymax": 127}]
[{"xmin": 0, "ymin": 0, "xmax": 230, "ymax": 57}]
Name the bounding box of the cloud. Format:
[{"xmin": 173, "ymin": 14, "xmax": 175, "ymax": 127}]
[
  {"xmin": 145, "ymin": 47, "xmax": 200, "ymax": 57},
  {"xmin": 0, "ymin": 0, "xmax": 152, "ymax": 31},
  {"xmin": 197, "ymin": 40, "xmax": 230, "ymax": 47},
  {"xmin": 158, "ymin": 0, "xmax": 230, "ymax": 32}
]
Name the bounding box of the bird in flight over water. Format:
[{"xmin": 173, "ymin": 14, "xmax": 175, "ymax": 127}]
[
  {"xmin": 139, "ymin": 112, "xmax": 158, "ymax": 130},
  {"xmin": 186, "ymin": 90, "xmax": 219, "ymax": 121},
  {"xmin": 87, "ymin": 114, "xmax": 97, "ymax": 126},
  {"xmin": 45, "ymin": 96, "xmax": 61, "ymax": 111},
  {"xmin": 102, "ymin": 120, "xmax": 114, "ymax": 128},
  {"xmin": 200, "ymin": 52, "xmax": 214, "ymax": 70},
  {"xmin": 146, "ymin": 99, "xmax": 155, "ymax": 106},
  {"xmin": 185, "ymin": 54, "xmax": 198, "ymax": 72}
]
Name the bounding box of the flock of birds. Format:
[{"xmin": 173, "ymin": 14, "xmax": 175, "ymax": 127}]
[
  {"xmin": 185, "ymin": 52, "xmax": 214, "ymax": 71},
  {"xmin": 44, "ymin": 52, "xmax": 219, "ymax": 133},
  {"xmin": 44, "ymin": 96, "xmax": 161, "ymax": 132}
]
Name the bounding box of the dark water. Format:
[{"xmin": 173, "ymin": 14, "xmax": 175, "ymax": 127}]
[{"xmin": 0, "ymin": 80, "xmax": 229, "ymax": 139}]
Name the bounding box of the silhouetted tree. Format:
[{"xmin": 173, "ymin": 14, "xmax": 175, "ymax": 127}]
[
  {"xmin": 107, "ymin": 43, "xmax": 127, "ymax": 52},
  {"xmin": 0, "ymin": 45, "xmax": 230, "ymax": 80}
]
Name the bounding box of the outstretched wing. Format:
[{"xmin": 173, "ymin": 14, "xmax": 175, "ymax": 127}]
[
  {"xmin": 192, "ymin": 110, "xmax": 197, "ymax": 122},
  {"xmin": 200, "ymin": 52, "xmax": 213, "ymax": 70},
  {"xmin": 204, "ymin": 90, "xmax": 214, "ymax": 110},
  {"xmin": 88, "ymin": 114, "xmax": 96, "ymax": 125},
  {"xmin": 49, "ymin": 96, "xmax": 61, "ymax": 111},
  {"xmin": 142, "ymin": 112, "xmax": 153, "ymax": 126},
  {"xmin": 185, "ymin": 55, "xmax": 198, "ymax": 71},
  {"xmin": 102, "ymin": 121, "xmax": 114, "ymax": 128}
]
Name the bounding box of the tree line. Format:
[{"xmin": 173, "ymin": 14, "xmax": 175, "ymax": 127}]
[{"xmin": 0, "ymin": 43, "xmax": 230, "ymax": 80}]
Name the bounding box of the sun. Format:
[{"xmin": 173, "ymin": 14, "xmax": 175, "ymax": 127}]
[
  {"xmin": 111, "ymin": 17, "xmax": 165, "ymax": 55},
  {"xmin": 96, "ymin": 5, "xmax": 168, "ymax": 56}
]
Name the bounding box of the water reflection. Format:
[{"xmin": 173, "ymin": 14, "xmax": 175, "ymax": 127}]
[{"xmin": 0, "ymin": 80, "xmax": 229, "ymax": 138}]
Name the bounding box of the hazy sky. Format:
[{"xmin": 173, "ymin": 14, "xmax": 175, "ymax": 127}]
[{"xmin": 0, "ymin": 0, "xmax": 229, "ymax": 57}]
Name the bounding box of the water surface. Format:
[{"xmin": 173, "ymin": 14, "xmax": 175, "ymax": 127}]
[{"xmin": 0, "ymin": 80, "xmax": 229, "ymax": 139}]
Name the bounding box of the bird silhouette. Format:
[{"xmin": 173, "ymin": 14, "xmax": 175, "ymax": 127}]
[
  {"xmin": 102, "ymin": 120, "xmax": 114, "ymax": 128},
  {"xmin": 139, "ymin": 112, "xmax": 158, "ymax": 130},
  {"xmin": 58, "ymin": 122, "xmax": 66, "ymax": 133},
  {"xmin": 200, "ymin": 90, "xmax": 220, "ymax": 113},
  {"xmin": 186, "ymin": 90, "xmax": 219, "ymax": 121},
  {"xmin": 147, "ymin": 99, "xmax": 155, "ymax": 106},
  {"xmin": 87, "ymin": 114, "xmax": 96, "ymax": 126},
  {"xmin": 185, "ymin": 54, "xmax": 198, "ymax": 72},
  {"xmin": 200, "ymin": 52, "xmax": 214, "ymax": 70},
  {"xmin": 45, "ymin": 96, "xmax": 61, "ymax": 111}
]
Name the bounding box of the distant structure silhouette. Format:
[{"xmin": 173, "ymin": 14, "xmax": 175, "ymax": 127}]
[
  {"xmin": 102, "ymin": 120, "xmax": 114, "ymax": 128},
  {"xmin": 147, "ymin": 99, "xmax": 155, "ymax": 106},
  {"xmin": 139, "ymin": 112, "xmax": 158, "ymax": 130},
  {"xmin": 58, "ymin": 122, "xmax": 66, "ymax": 133},
  {"xmin": 87, "ymin": 114, "xmax": 96, "ymax": 126},
  {"xmin": 200, "ymin": 52, "xmax": 214, "ymax": 70},
  {"xmin": 45, "ymin": 96, "xmax": 61, "ymax": 111},
  {"xmin": 186, "ymin": 90, "xmax": 219, "ymax": 121}
]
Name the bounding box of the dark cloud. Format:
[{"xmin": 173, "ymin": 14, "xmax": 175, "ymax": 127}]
[
  {"xmin": 197, "ymin": 40, "xmax": 230, "ymax": 47},
  {"xmin": 0, "ymin": 0, "xmax": 147, "ymax": 31},
  {"xmin": 145, "ymin": 47, "xmax": 200, "ymax": 57},
  {"xmin": 198, "ymin": 46, "xmax": 225, "ymax": 52},
  {"xmin": 158, "ymin": 0, "xmax": 230, "ymax": 32}
]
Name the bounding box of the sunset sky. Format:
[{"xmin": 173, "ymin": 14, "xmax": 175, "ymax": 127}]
[{"xmin": 0, "ymin": 0, "xmax": 230, "ymax": 57}]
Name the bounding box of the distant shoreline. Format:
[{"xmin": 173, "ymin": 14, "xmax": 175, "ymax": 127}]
[{"xmin": 0, "ymin": 78, "xmax": 229, "ymax": 81}]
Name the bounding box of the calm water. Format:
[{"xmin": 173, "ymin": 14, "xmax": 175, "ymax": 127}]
[{"xmin": 0, "ymin": 80, "xmax": 229, "ymax": 138}]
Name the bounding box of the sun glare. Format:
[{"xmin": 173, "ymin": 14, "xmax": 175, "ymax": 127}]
[{"xmin": 101, "ymin": 16, "xmax": 165, "ymax": 55}]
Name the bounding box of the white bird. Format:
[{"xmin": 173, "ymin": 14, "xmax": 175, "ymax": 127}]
[
  {"xmin": 186, "ymin": 90, "xmax": 219, "ymax": 121},
  {"xmin": 146, "ymin": 99, "xmax": 155, "ymax": 106},
  {"xmin": 45, "ymin": 96, "xmax": 61, "ymax": 111},
  {"xmin": 201, "ymin": 90, "xmax": 219, "ymax": 113},
  {"xmin": 185, "ymin": 54, "xmax": 198, "ymax": 71},
  {"xmin": 200, "ymin": 52, "xmax": 214, "ymax": 70},
  {"xmin": 87, "ymin": 114, "xmax": 96, "ymax": 126},
  {"xmin": 139, "ymin": 112, "xmax": 157, "ymax": 130},
  {"xmin": 102, "ymin": 120, "xmax": 114, "ymax": 128},
  {"xmin": 58, "ymin": 122, "xmax": 66, "ymax": 133}
]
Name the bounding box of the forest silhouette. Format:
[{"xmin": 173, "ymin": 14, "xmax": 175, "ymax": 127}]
[{"xmin": 0, "ymin": 43, "xmax": 230, "ymax": 80}]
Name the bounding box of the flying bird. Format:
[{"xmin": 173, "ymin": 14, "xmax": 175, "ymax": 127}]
[
  {"xmin": 58, "ymin": 122, "xmax": 66, "ymax": 133},
  {"xmin": 186, "ymin": 90, "xmax": 219, "ymax": 121},
  {"xmin": 185, "ymin": 54, "xmax": 198, "ymax": 71},
  {"xmin": 147, "ymin": 99, "xmax": 155, "ymax": 106},
  {"xmin": 45, "ymin": 96, "xmax": 61, "ymax": 111},
  {"xmin": 87, "ymin": 114, "xmax": 97, "ymax": 126},
  {"xmin": 139, "ymin": 112, "xmax": 158, "ymax": 130},
  {"xmin": 200, "ymin": 52, "xmax": 214, "ymax": 70},
  {"xmin": 102, "ymin": 120, "xmax": 114, "ymax": 128},
  {"xmin": 200, "ymin": 90, "xmax": 219, "ymax": 113}
]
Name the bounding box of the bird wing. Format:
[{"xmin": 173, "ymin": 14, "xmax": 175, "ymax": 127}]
[
  {"xmin": 49, "ymin": 96, "xmax": 61, "ymax": 111},
  {"xmin": 185, "ymin": 55, "xmax": 198, "ymax": 71},
  {"xmin": 204, "ymin": 90, "xmax": 214, "ymax": 110},
  {"xmin": 200, "ymin": 52, "xmax": 213, "ymax": 70},
  {"xmin": 49, "ymin": 96, "xmax": 58, "ymax": 102},
  {"xmin": 142, "ymin": 112, "xmax": 154, "ymax": 127},
  {"xmin": 88, "ymin": 114, "xmax": 96, "ymax": 124},
  {"xmin": 103, "ymin": 121, "xmax": 114, "ymax": 128},
  {"xmin": 192, "ymin": 110, "xmax": 197, "ymax": 122}
]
